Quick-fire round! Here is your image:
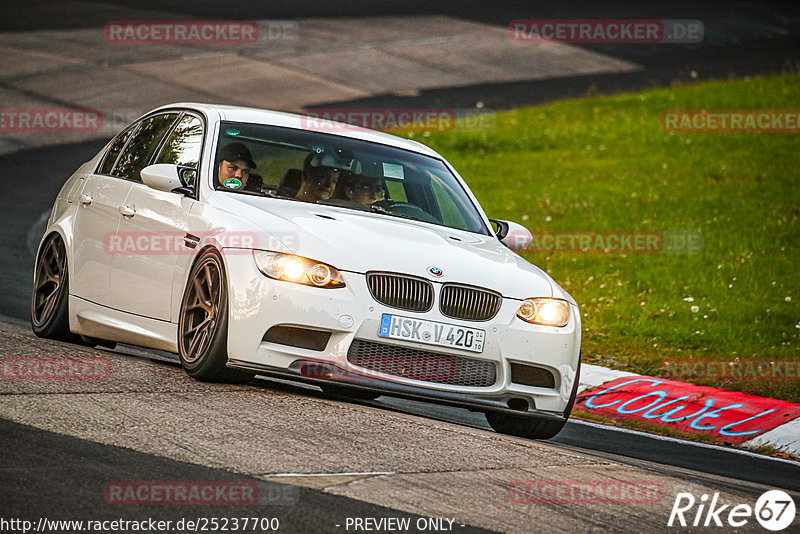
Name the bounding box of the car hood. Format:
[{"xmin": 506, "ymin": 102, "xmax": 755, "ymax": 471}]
[{"xmin": 223, "ymin": 196, "xmax": 555, "ymax": 300}]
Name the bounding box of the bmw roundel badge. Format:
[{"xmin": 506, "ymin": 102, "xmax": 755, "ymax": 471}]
[{"xmin": 427, "ymin": 266, "xmax": 443, "ymax": 277}]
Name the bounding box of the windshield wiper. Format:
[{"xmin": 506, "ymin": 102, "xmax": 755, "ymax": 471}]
[
  {"xmin": 369, "ymin": 202, "xmax": 418, "ymax": 222},
  {"xmin": 258, "ymin": 188, "xmax": 299, "ymax": 200},
  {"xmin": 315, "ymin": 199, "xmax": 423, "ymax": 222}
]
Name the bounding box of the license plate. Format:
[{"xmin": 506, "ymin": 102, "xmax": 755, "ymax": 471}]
[{"xmin": 378, "ymin": 314, "xmax": 485, "ymax": 353}]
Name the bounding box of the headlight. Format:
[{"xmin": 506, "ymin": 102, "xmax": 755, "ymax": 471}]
[
  {"xmin": 253, "ymin": 251, "xmax": 345, "ymax": 288},
  {"xmin": 516, "ymin": 298, "xmax": 570, "ymax": 327}
]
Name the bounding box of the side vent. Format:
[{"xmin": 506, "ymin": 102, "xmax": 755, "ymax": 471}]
[
  {"xmin": 509, "ymin": 363, "xmax": 556, "ymax": 389},
  {"xmin": 263, "ymin": 326, "xmax": 331, "ymax": 352}
]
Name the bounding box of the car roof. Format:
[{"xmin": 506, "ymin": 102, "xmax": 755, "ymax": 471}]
[{"xmin": 151, "ymin": 102, "xmax": 442, "ymax": 159}]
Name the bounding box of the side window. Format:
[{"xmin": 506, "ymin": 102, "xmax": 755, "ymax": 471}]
[
  {"xmin": 111, "ymin": 113, "xmax": 179, "ymax": 182},
  {"xmin": 155, "ymin": 114, "xmax": 203, "ymax": 186},
  {"xmin": 99, "ymin": 124, "xmax": 137, "ymax": 175}
]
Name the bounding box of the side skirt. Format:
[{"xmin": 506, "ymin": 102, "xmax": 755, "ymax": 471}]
[{"xmin": 68, "ymin": 295, "xmax": 179, "ymax": 353}]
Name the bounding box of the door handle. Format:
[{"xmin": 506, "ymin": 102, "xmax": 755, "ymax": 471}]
[
  {"xmin": 118, "ymin": 205, "xmax": 136, "ymax": 218},
  {"xmin": 80, "ymin": 194, "xmax": 92, "ymax": 206}
]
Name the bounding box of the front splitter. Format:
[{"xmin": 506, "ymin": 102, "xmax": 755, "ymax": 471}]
[{"xmin": 228, "ymin": 358, "xmax": 566, "ymax": 421}]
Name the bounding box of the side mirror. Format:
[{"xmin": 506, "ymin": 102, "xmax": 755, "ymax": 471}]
[
  {"xmin": 490, "ymin": 219, "xmax": 532, "ymax": 251},
  {"xmin": 141, "ymin": 164, "xmax": 193, "ymax": 194}
]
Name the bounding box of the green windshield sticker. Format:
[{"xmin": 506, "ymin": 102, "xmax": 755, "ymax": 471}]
[
  {"xmin": 225, "ymin": 129, "xmax": 240, "ymax": 136},
  {"xmin": 223, "ymin": 178, "xmax": 242, "ymax": 189}
]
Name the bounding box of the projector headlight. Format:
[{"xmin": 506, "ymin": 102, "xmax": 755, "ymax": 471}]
[
  {"xmin": 517, "ymin": 298, "xmax": 570, "ymax": 327},
  {"xmin": 253, "ymin": 251, "xmax": 345, "ymax": 288}
]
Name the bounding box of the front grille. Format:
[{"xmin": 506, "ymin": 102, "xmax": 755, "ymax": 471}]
[
  {"xmin": 347, "ymin": 339, "xmax": 496, "ymax": 387},
  {"xmin": 440, "ymin": 284, "xmax": 502, "ymax": 321},
  {"xmin": 366, "ymin": 272, "xmax": 433, "ymax": 312}
]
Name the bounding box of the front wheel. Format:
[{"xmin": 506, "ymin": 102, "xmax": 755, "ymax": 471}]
[
  {"xmin": 486, "ymin": 363, "xmax": 581, "ymax": 440},
  {"xmin": 178, "ymin": 250, "xmax": 254, "ymax": 383}
]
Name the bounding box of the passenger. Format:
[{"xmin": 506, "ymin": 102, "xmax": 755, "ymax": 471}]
[{"xmin": 296, "ymin": 150, "xmax": 360, "ymax": 203}]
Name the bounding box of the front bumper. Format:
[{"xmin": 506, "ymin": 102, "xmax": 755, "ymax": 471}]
[
  {"xmin": 223, "ymin": 252, "xmax": 581, "ymax": 414},
  {"xmin": 228, "ymin": 358, "xmax": 567, "ymax": 420}
]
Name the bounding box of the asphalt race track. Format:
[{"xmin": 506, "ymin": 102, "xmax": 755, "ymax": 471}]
[
  {"xmin": 0, "ymin": 309, "xmax": 797, "ymax": 534},
  {"xmin": 1, "ymin": 419, "xmax": 496, "ymax": 534},
  {"xmin": 2, "ymin": 2, "xmax": 800, "ymax": 533}
]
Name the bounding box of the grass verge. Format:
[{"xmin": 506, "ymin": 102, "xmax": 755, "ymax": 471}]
[{"xmin": 403, "ymin": 73, "xmax": 800, "ymax": 402}]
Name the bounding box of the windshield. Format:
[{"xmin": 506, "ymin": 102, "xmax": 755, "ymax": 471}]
[{"xmin": 213, "ymin": 122, "xmax": 489, "ymax": 235}]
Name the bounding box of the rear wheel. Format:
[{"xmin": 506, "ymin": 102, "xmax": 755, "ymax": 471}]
[
  {"xmin": 32, "ymin": 233, "xmax": 123, "ymax": 348},
  {"xmin": 178, "ymin": 250, "xmax": 254, "ymax": 383},
  {"xmin": 31, "ymin": 233, "xmax": 72, "ymax": 340},
  {"xmin": 486, "ymin": 363, "xmax": 581, "ymax": 440}
]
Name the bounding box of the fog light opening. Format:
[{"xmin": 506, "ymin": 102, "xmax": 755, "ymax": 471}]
[{"xmin": 507, "ymin": 398, "xmax": 529, "ymax": 412}]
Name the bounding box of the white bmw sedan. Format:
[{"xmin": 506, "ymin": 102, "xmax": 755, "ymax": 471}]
[{"xmin": 32, "ymin": 103, "xmax": 581, "ymax": 439}]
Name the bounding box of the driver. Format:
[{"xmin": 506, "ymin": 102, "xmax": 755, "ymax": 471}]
[
  {"xmin": 296, "ymin": 149, "xmax": 361, "ymax": 203},
  {"xmin": 217, "ymin": 142, "xmax": 257, "ymax": 191},
  {"xmin": 344, "ymin": 175, "xmax": 385, "ymax": 206}
]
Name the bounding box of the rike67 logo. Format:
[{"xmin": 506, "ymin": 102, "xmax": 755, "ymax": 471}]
[{"xmin": 668, "ymin": 490, "xmax": 796, "ymax": 531}]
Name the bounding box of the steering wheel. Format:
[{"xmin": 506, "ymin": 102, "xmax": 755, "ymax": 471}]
[{"xmin": 381, "ymin": 201, "xmax": 441, "ymax": 224}]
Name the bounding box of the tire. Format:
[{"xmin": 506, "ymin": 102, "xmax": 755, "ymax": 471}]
[
  {"xmin": 31, "ymin": 233, "xmax": 73, "ymax": 340},
  {"xmin": 178, "ymin": 250, "xmax": 254, "ymax": 383},
  {"xmin": 486, "ymin": 362, "xmax": 581, "ymax": 440},
  {"xmin": 320, "ymin": 383, "xmax": 381, "ymax": 401}
]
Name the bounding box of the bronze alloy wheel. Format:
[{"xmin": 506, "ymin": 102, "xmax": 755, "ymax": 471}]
[
  {"xmin": 178, "ymin": 250, "xmax": 253, "ymax": 383},
  {"xmin": 180, "ymin": 254, "xmax": 223, "ymax": 363},
  {"xmin": 31, "ymin": 233, "xmax": 71, "ymax": 339}
]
